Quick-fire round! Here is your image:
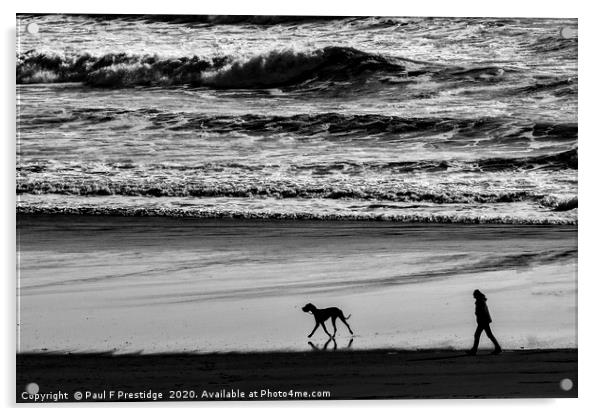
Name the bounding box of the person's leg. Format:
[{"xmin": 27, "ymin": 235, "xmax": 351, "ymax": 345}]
[
  {"xmin": 483, "ymin": 325, "xmax": 502, "ymax": 353},
  {"xmin": 469, "ymin": 326, "xmax": 483, "ymax": 354}
]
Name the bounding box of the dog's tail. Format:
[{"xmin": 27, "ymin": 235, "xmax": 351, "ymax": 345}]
[{"xmin": 344, "ymin": 314, "xmax": 351, "ymax": 320}]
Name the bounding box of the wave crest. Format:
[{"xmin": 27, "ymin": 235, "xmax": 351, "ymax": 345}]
[
  {"xmin": 16, "ymin": 178, "xmax": 567, "ymax": 205},
  {"xmin": 17, "ymin": 47, "xmax": 405, "ymax": 88},
  {"xmin": 202, "ymin": 46, "xmax": 404, "ymax": 88},
  {"xmin": 540, "ymin": 195, "xmax": 578, "ymax": 211},
  {"xmin": 15, "ymin": 205, "xmax": 576, "ymax": 225},
  {"xmin": 17, "ymin": 52, "xmax": 224, "ymax": 86}
]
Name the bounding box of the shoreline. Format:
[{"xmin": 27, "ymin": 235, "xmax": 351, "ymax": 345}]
[
  {"xmin": 16, "ymin": 208, "xmax": 578, "ymax": 226},
  {"xmin": 17, "ymin": 349, "xmax": 578, "ymax": 401},
  {"xmin": 16, "ymin": 210, "xmax": 579, "ymax": 228}
]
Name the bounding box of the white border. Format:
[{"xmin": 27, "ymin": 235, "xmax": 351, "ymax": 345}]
[
  {"xmin": 3, "ymin": 1, "xmax": 601, "ymax": 414},
  {"xmin": 8, "ymin": 1, "xmax": 582, "ymax": 18}
]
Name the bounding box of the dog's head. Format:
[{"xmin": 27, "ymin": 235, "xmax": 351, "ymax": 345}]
[{"xmin": 302, "ymin": 303, "xmax": 316, "ymax": 313}]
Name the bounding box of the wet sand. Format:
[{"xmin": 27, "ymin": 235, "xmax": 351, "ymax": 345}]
[
  {"xmin": 17, "ymin": 215, "xmax": 577, "ymax": 353},
  {"xmin": 16, "ymin": 349, "xmax": 577, "ymax": 401}
]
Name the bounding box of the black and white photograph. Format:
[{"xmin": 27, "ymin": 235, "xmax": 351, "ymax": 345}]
[{"xmin": 15, "ymin": 9, "xmax": 578, "ymax": 402}]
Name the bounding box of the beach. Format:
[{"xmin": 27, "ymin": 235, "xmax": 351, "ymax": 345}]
[
  {"xmin": 16, "ymin": 15, "xmax": 578, "ymax": 400},
  {"xmin": 17, "ymin": 215, "xmax": 576, "ymax": 353}
]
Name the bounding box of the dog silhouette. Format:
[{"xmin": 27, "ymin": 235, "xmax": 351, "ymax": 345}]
[{"xmin": 301, "ymin": 303, "xmax": 354, "ymax": 338}]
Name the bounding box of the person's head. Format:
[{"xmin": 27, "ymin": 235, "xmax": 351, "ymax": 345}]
[{"xmin": 473, "ymin": 289, "xmax": 486, "ymax": 300}]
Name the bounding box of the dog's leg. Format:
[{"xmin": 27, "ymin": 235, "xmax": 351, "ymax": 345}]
[
  {"xmin": 320, "ymin": 322, "xmax": 332, "ymax": 338},
  {"xmin": 308, "ymin": 341, "xmax": 319, "ymax": 351},
  {"xmin": 308, "ymin": 322, "xmax": 319, "ymax": 338},
  {"xmin": 340, "ymin": 316, "xmax": 354, "ymax": 335},
  {"xmin": 331, "ymin": 317, "xmax": 338, "ymax": 337}
]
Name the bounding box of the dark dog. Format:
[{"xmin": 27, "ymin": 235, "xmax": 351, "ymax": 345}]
[{"xmin": 301, "ymin": 303, "xmax": 354, "ymax": 338}]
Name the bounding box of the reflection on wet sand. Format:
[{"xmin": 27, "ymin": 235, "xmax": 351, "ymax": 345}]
[{"xmin": 309, "ymin": 338, "xmax": 354, "ymax": 351}]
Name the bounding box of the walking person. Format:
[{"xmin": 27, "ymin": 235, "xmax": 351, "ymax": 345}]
[{"xmin": 468, "ymin": 290, "xmax": 502, "ymax": 355}]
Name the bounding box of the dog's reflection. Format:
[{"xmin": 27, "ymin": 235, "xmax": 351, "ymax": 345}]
[{"xmin": 308, "ymin": 337, "xmax": 353, "ymax": 351}]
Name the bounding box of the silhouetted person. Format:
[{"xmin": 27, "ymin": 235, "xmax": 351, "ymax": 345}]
[{"xmin": 468, "ymin": 290, "xmax": 502, "ymax": 355}]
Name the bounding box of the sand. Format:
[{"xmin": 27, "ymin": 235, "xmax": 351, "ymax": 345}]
[
  {"xmin": 17, "ymin": 215, "xmax": 577, "ymax": 353},
  {"xmin": 16, "ymin": 215, "xmax": 578, "ymax": 400},
  {"xmin": 16, "ymin": 349, "xmax": 577, "ymax": 401}
]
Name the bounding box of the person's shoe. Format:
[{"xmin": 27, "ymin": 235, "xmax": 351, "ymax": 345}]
[
  {"xmin": 492, "ymin": 347, "xmax": 502, "ymax": 355},
  {"xmin": 466, "ymin": 349, "xmax": 477, "ymax": 356}
]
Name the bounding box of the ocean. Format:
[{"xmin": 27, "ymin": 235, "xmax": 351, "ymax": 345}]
[
  {"xmin": 17, "ymin": 15, "xmax": 577, "ymax": 224},
  {"xmin": 16, "ymin": 14, "xmax": 578, "ymax": 354}
]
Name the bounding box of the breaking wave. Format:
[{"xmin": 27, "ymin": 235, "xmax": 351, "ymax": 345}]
[
  {"xmin": 17, "ymin": 47, "xmax": 405, "ymax": 88},
  {"xmin": 16, "ymin": 178, "xmax": 575, "ymax": 205},
  {"xmin": 17, "ymin": 52, "xmax": 227, "ymax": 86},
  {"xmin": 15, "ymin": 205, "xmax": 576, "ymax": 225},
  {"xmin": 17, "ymin": 47, "xmax": 533, "ymax": 90},
  {"xmin": 540, "ymin": 195, "xmax": 578, "ymax": 211},
  {"xmin": 17, "ymin": 149, "xmax": 579, "ymax": 176}
]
